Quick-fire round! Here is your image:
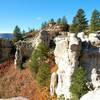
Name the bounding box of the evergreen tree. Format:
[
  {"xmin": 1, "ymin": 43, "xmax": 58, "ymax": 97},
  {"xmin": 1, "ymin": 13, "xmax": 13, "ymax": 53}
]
[
  {"xmin": 28, "ymin": 27, "xmax": 33, "ymax": 33},
  {"xmin": 61, "ymin": 16, "xmax": 68, "ymax": 25},
  {"xmin": 70, "ymin": 66, "xmax": 88, "ymax": 99},
  {"xmin": 57, "ymin": 18, "xmax": 62, "ymax": 25},
  {"xmin": 29, "ymin": 42, "xmax": 49, "ymax": 75},
  {"xmin": 13, "ymin": 25, "xmax": 22, "ymax": 42},
  {"xmin": 22, "ymin": 30, "xmax": 26, "ymax": 37},
  {"xmin": 41, "ymin": 22, "xmax": 47, "ymax": 29},
  {"xmin": 70, "ymin": 9, "xmax": 88, "ymax": 33},
  {"xmin": 90, "ymin": 9, "xmax": 100, "ymax": 32},
  {"xmin": 61, "ymin": 16, "xmax": 69, "ymax": 31},
  {"xmin": 36, "ymin": 63, "xmax": 51, "ymax": 87},
  {"xmin": 49, "ymin": 18, "xmax": 55, "ymax": 25}
]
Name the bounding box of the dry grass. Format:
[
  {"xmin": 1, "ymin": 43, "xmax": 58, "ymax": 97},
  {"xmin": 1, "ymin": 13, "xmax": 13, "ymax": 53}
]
[{"xmin": 0, "ymin": 59, "xmax": 57, "ymax": 100}]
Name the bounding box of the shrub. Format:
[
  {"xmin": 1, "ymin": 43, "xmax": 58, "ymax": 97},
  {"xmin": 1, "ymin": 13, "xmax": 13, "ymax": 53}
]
[{"xmin": 70, "ymin": 66, "xmax": 88, "ymax": 99}]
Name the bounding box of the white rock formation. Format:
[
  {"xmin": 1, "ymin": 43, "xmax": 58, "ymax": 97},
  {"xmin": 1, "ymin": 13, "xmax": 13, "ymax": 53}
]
[
  {"xmin": 91, "ymin": 68, "xmax": 100, "ymax": 89},
  {"xmin": 50, "ymin": 32, "xmax": 100, "ymax": 99},
  {"xmin": 77, "ymin": 32, "xmax": 88, "ymax": 42},
  {"xmin": 80, "ymin": 88, "xmax": 100, "ymax": 100},
  {"xmin": 50, "ymin": 33, "xmax": 81, "ymax": 99}
]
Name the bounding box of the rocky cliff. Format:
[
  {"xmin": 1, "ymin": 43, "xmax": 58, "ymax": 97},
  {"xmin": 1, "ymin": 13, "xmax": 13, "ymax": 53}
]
[
  {"xmin": 50, "ymin": 31, "xmax": 100, "ymax": 99},
  {"xmin": 14, "ymin": 25, "xmax": 100, "ymax": 99},
  {"xmin": 50, "ymin": 33, "xmax": 81, "ymax": 99}
]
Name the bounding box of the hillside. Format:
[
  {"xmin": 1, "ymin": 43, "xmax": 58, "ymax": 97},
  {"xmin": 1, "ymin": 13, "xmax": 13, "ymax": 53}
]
[{"xmin": 0, "ymin": 58, "xmax": 56, "ymax": 100}]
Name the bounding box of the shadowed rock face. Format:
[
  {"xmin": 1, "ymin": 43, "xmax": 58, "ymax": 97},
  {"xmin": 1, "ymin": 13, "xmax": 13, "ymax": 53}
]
[
  {"xmin": 14, "ymin": 41, "xmax": 33, "ymax": 67},
  {"xmin": 14, "ymin": 30, "xmax": 50, "ymax": 67},
  {"xmin": 0, "ymin": 39, "xmax": 14, "ymax": 62}
]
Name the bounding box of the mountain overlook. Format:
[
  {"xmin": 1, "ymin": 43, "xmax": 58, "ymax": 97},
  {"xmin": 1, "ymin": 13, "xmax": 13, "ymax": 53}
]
[{"xmin": 0, "ymin": 33, "xmax": 13, "ymax": 39}]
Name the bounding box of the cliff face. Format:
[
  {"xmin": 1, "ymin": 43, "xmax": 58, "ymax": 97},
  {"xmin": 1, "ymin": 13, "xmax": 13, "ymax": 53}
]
[
  {"xmin": 14, "ymin": 30, "xmax": 50, "ymax": 67},
  {"xmin": 50, "ymin": 33, "xmax": 81, "ymax": 99},
  {"xmin": 50, "ymin": 32, "xmax": 100, "ymax": 99},
  {"xmin": 14, "ymin": 25, "xmax": 100, "ymax": 99},
  {"xmin": 0, "ymin": 39, "xmax": 14, "ymax": 62}
]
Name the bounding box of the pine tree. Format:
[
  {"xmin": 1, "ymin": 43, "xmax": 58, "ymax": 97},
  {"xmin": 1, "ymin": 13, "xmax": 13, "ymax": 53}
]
[
  {"xmin": 70, "ymin": 9, "xmax": 88, "ymax": 33},
  {"xmin": 36, "ymin": 63, "xmax": 51, "ymax": 87},
  {"xmin": 41, "ymin": 22, "xmax": 47, "ymax": 29},
  {"xmin": 57, "ymin": 18, "xmax": 62, "ymax": 25},
  {"xmin": 90, "ymin": 9, "xmax": 100, "ymax": 32},
  {"xmin": 61, "ymin": 16, "xmax": 69, "ymax": 31},
  {"xmin": 70, "ymin": 66, "xmax": 88, "ymax": 99},
  {"xmin": 13, "ymin": 25, "xmax": 22, "ymax": 42},
  {"xmin": 29, "ymin": 42, "xmax": 49, "ymax": 75},
  {"xmin": 49, "ymin": 18, "xmax": 55, "ymax": 25},
  {"xmin": 22, "ymin": 30, "xmax": 26, "ymax": 37},
  {"xmin": 61, "ymin": 16, "xmax": 68, "ymax": 25}
]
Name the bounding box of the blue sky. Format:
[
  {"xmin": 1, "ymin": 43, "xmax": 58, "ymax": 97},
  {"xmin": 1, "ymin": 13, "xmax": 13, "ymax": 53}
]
[{"xmin": 0, "ymin": 0, "xmax": 100, "ymax": 33}]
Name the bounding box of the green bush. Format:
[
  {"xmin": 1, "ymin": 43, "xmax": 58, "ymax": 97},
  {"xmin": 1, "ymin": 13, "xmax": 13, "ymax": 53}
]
[
  {"xmin": 36, "ymin": 63, "xmax": 51, "ymax": 87},
  {"xmin": 70, "ymin": 66, "xmax": 88, "ymax": 99}
]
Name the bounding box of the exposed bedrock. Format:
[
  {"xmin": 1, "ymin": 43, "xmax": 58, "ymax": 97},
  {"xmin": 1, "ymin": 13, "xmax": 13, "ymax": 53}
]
[
  {"xmin": 50, "ymin": 31, "xmax": 100, "ymax": 99},
  {"xmin": 50, "ymin": 33, "xmax": 81, "ymax": 99}
]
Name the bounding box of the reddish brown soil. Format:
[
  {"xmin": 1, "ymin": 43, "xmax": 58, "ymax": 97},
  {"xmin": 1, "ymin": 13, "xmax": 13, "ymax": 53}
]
[{"xmin": 0, "ymin": 59, "xmax": 56, "ymax": 100}]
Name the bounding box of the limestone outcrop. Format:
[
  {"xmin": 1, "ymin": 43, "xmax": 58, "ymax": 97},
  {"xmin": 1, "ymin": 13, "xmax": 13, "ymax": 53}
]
[
  {"xmin": 14, "ymin": 30, "xmax": 50, "ymax": 67},
  {"xmin": 14, "ymin": 27, "xmax": 67, "ymax": 67},
  {"xmin": 80, "ymin": 88, "xmax": 100, "ymax": 100},
  {"xmin": 50, "ymin": 31, "xmax": 100, "ymax": 99},
  {"xmin": 14, "ymin": 41, "xmax": 33, "ymax": 67},
  {"xmin": 50, "ymin": 33, "xmax": 81, "ymax": 99}
]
